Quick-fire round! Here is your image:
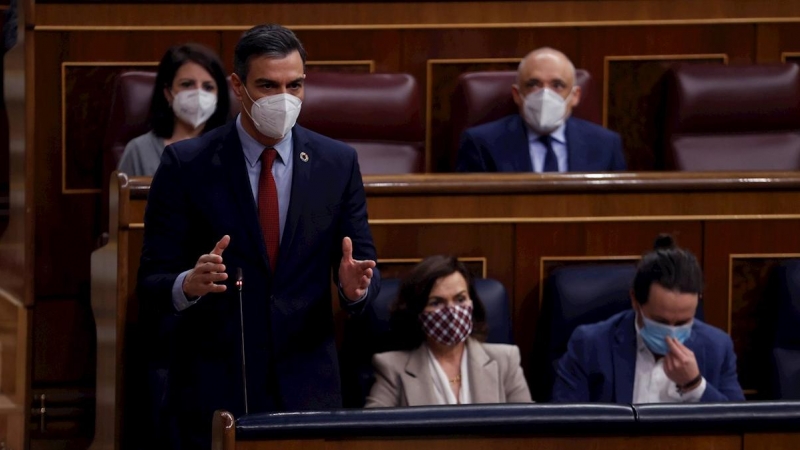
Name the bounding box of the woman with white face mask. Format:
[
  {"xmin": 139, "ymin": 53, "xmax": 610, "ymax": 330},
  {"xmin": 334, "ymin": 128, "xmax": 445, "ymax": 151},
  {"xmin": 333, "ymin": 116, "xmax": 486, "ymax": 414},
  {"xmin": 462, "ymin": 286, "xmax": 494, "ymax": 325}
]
[
  {"xmin": 118, "ymin": 43, "xmax": 231, "ymax": 176},
  {"xmin": 365, "ymin": 255, "xmax": 532, "ymax": 407}
]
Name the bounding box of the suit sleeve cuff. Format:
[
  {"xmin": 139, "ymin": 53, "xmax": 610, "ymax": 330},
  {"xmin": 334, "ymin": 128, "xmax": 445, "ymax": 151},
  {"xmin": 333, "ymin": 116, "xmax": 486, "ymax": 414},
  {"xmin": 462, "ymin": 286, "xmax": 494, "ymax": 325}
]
[
  {"xmin": 172, "ymin": 270, "xmax": 202, "ymax": 312},
  {"xmin": 339, "ymin": 283, "xmax": 368, "ymax": 304},
  {"xmin": 678, "ymin": 377, "xmax": 706, "ymax": 403}
]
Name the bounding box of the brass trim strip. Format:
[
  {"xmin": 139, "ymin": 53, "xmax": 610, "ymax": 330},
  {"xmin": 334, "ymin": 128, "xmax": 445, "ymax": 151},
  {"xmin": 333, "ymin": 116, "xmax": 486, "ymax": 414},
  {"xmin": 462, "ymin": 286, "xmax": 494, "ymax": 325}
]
[
  {"xmin": 425, "ymin": 58, "xmax": 520, "ymax": 171},
  {"xmin": 538, "ymin": 255, "xmax": 641, "ymax": 307},
  {"xmin": 602, "ymin": 53, "xmax": 729, "ymax": 128},
  {"xmin": 307, "ymin": 60, "xmax": 376, "ymax": 73},
  {"xmin": 127, "ymin": 214, "xmax": 800, "ymax": 230},
  {"xmin": 0, "ymin": 286, "xmax": 24, "ymax": 309},
  {"xmin": 32, "ymin": 17, "xmax": 800, "ymax": 32},
  {"xmin": 540, "ymin": 255, "xmax": 642, "ymax": 262},
  {"xmin": 781, "ymin": 52, "xmax": 800, "ymax": 62},
  {"xmin": 368, "ymin": 215, "xmax": 800, "ymax": 225},
  {"xmin": 61, "ymin": 61, "xmax": 159, "ymax": 195},
  {"xmin": 380, "ymin": 256, "xmax": 488, "ymax": 278}
]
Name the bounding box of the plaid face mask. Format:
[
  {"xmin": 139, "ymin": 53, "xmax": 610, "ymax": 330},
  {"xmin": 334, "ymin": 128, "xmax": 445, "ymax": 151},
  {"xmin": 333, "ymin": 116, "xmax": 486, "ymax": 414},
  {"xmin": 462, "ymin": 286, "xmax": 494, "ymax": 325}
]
[{"xmin": 419, "ymin": 304, "xmax": 473, "ymax": 346}]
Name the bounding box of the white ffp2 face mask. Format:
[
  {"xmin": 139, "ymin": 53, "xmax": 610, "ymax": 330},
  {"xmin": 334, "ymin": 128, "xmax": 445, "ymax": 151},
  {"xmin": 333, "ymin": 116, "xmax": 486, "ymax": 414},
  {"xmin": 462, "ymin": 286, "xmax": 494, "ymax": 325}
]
[
  {"xmin": 522, "ymin": 88, "xmax": 572, "ymax": 134},
  {"xmin": 243, "ymin": 89, "xmax": 302, "ymax": 139},
  {"xmin": 172, "ymin": 89, "xmax": 217, "ymax": 129}
]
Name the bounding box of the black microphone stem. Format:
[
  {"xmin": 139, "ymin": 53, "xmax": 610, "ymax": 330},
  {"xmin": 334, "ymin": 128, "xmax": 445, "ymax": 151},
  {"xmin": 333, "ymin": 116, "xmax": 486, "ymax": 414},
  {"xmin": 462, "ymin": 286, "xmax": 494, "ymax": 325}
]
[{"xmin": 237, "ymin": 268, "xmax": 249, "ymax": 415}]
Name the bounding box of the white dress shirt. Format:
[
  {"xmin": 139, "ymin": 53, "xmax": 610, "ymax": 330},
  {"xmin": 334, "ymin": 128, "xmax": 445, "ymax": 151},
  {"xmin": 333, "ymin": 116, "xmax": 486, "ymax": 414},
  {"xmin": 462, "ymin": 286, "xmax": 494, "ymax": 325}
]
[
  {"xmin": 632, "ymin": 319, "xmax": 706, "ymax": 403},
  {"xmin": 526, "ymin": 123, "xmax": 568, "ymax": 173},
  {"xmin": 426, "ymin": 344, "xmax": 472, "ymax": 405}
]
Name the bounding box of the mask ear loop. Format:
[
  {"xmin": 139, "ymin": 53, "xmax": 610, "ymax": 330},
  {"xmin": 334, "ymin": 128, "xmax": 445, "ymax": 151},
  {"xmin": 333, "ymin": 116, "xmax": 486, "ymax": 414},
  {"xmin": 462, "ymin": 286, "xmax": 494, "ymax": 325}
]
[{"xmin": 241, "ymin": 85, "xmax": 263, "ymax": 128}]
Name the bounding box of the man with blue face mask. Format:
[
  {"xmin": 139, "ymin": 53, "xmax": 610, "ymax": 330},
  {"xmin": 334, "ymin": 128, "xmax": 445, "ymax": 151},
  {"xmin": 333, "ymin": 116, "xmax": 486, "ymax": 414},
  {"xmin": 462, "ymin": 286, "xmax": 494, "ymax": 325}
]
[
  {"xmin": 138, "ymin": 24, "xmax": 381, "ymax": 450},
  {"xmin": 456, "ymin": 47, "xmax": 626, "ymax": 173},
  {"xmin": 552, "ymin": 235, "xmax": 744, "ymax": 403}
]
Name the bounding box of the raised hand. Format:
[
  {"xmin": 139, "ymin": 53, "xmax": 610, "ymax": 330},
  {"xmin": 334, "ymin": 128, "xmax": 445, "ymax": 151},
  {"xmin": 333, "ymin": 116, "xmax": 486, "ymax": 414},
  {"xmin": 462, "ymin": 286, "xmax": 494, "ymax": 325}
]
[
  {"xmin": 183, "ymin": 235, "xmax": 230, "ymax": 298},
  {"xmin": 338, "ymin": 236, "xmax": 376, "ymax": 302},
  {"xmin": 664, "ymin": 336, "xmax": 701, "ymax": 390}
]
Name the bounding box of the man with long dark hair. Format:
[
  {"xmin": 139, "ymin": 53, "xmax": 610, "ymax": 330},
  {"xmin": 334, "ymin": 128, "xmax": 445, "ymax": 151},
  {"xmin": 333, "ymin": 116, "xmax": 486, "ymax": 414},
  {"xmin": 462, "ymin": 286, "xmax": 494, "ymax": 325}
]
[{"xmin": 552, "ymin": 235, "xmax": 743, "ymax": 403}]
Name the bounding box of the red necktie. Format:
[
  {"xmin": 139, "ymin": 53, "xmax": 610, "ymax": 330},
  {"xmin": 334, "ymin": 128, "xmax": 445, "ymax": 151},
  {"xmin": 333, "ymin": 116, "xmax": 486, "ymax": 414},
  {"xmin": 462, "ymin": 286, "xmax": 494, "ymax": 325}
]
[{"xmin": 258, "ymin": 148, "xmax": 280, "ymax": 271}]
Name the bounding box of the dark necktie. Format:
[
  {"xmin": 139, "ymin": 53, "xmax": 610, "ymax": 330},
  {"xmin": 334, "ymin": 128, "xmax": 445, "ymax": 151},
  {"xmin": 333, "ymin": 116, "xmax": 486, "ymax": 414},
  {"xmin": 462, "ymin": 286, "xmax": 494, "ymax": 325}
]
[
  {"xmin": 258, "ymin": 148, "xmax": 280, "ymax": 271},
  {"xmin": 540, "ymin": 134, "xmax": 559, "ymax": 173}
]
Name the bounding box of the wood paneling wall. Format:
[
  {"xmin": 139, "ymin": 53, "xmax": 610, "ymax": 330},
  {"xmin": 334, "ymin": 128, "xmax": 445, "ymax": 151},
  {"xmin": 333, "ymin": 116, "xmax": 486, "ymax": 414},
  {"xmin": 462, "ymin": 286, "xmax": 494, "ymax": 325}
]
[
  {"xmin": 93, "ymin": 173, "xmax": 800, "ymax": 447},
  {"xmin": 19, "ymin": 0, "xmax": 800, "ymax": 447}
]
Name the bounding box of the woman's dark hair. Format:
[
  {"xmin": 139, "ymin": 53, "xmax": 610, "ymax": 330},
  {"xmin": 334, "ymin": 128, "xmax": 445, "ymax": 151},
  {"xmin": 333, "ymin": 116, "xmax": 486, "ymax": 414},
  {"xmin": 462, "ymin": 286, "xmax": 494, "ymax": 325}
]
[
  {"xmin": 390, "ymin": 255, "xmax": 488, "ymax": 350},
  {"xmin": 632, "ymin": 234, "xmax": 704, "ymax": 305},
  {"xmin": 234, "ymin": 24, "xmax": 307, "ymax": 81},
  {"xmin": 150, "ymin": 43, "xmax": 230, "ymax": 138}
]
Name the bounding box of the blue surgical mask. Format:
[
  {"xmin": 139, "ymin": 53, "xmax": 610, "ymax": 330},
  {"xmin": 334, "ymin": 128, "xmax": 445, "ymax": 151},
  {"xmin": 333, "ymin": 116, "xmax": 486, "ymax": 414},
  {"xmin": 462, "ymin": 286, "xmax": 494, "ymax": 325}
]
[{"xmin": 639, "ymin": 313, "xmax": 692, "ymax": 356}]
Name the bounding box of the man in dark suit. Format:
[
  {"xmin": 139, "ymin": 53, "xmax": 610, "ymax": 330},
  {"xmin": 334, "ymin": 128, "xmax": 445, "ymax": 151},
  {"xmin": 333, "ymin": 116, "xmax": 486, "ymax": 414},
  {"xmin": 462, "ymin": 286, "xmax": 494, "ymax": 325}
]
[
  {"xmin": 457, "ymin": 47, "xmax": 626, "ymax": 172},
  {"xmin": 138, "ymin": 24, "xmax": 380, "ymax": 449},
  {"xmin": 552, "ymin": 236, "xmax": 744, "ymax": 403}
]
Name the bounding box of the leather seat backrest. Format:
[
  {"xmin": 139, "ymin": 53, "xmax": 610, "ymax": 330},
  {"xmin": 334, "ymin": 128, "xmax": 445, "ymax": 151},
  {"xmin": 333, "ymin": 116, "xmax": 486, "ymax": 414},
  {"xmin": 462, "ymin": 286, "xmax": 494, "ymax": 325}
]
[
  {"xmin": 533, "ymin": 263, "xmax": 705, "ymax": 401},
  {"xmin": 104, "ymin": 71, "xmax": 423, "ymax": 177},
  {"xmin": 340, "ymin": 276, "xmax": 513, "ymax": 407},
  {"xmin": 770, "ymin": 260, "xmax": 800, "ymax": 399},
  {"xmin": 103, "ymin": 71, "xmax": 239, "ymax": 179},
  {"xmin": 663, "ymin": 64, "xmax": 800, "ymax": 171},
  {"xmin": 298, "ymin": 72, "xmax": 424, "ymax": 174},
  {"xmin": 449, "ymin": 69, "xmax": 593, "ymax": 167}
]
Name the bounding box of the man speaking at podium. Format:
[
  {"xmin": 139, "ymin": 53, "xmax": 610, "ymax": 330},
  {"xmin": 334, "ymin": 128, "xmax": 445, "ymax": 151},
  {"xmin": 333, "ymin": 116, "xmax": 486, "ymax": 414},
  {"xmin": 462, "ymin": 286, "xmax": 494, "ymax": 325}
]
[{"xmin": 138, "ymin": 24, "xmax": 381, "ymax": 449}]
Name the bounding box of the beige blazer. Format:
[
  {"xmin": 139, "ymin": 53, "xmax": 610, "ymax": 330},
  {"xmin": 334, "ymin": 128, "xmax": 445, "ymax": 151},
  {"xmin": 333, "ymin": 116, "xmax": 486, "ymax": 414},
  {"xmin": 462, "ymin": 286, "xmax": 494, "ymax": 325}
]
[{"xmin": 365, "ymin": 338, "xmax": 532, "ymax": 407}]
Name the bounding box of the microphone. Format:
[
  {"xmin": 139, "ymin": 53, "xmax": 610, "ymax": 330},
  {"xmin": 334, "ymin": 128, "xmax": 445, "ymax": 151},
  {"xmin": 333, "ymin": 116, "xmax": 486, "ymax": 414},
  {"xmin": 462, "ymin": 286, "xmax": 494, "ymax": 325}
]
[{"xmin": 236, "ymin": 268, "xmax": 249, "ymax": 415}]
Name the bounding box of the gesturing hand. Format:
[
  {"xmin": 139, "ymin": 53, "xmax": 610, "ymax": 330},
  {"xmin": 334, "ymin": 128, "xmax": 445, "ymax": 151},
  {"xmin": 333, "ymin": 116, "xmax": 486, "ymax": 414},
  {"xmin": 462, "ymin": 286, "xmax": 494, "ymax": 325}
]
[
  {"xmin": 338, "ymin": 236, "xmax": 376, "ymax": 302},
  {"xmin": 664, "ymin": 336, "xmax": 701, "ymax": 389},
  {"xmin": 183, "ymin": 235, "xmax": 230, "ymax": 298}
]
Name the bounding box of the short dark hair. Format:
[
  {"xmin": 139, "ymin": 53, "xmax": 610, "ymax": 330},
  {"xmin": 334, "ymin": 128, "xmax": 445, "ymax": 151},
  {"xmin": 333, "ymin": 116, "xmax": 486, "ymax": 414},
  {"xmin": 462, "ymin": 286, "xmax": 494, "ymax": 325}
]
[
  {"xmin": 150, "ymin": 43, "xmax": 230, "ymax": 139},
  {"xmin": 234, "ymin": 24, "xmax": 307, "ymax": 81},
  {"xmin": 632, "ymin": 234, "xmax": 704, "ymax": 305},
  {"xmin": 390, "ymin": 255, "xmax": 488, "ymax": 350}
]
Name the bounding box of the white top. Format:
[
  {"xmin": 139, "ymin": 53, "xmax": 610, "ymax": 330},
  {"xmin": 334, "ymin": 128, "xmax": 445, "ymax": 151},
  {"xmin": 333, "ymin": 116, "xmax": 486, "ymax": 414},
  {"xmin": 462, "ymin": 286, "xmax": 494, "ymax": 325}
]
[
  {"xmin": 426, "ymin": 344, "xmax": 472, "ymax": 405},
  {"xmin": 526, "ymin": 123, "xmax": 568, "ymax": 173},
  {"xmin": 632, "ymin": 319, "xmax": 707, "ymax": 403}
]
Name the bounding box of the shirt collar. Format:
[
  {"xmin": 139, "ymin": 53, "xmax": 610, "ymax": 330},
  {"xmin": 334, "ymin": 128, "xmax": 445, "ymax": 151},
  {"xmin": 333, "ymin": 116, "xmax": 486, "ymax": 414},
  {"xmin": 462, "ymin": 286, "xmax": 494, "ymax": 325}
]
[
  {"xmin": 633, "ymin": 312, "xmax": 648, "ymax": 353},
  {"xmin": 236, "ymin": 114, "xmax": 293, "ymax": 168},
  {"xmin": 526, "ymin": 121, "xmax": 567, "ymax": 145}
]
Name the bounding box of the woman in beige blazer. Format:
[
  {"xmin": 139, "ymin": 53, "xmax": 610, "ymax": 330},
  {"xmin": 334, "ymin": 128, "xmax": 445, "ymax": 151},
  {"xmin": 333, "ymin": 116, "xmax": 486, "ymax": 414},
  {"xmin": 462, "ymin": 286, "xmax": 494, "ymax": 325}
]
[{"xmin": 365, "ymin": 255, "xmax": 532, "ymax": 407}]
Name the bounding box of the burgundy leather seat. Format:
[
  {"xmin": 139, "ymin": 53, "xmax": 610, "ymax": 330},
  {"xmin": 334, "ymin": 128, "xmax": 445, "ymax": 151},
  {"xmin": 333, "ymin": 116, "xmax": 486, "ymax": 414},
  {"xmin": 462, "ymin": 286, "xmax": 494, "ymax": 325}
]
[
  {"xmin": 449, "ymin": 69, "xmax": 593, "ymax": 167},
  {"xmin": 663, "ymin": 64, "xmax": 800, "ymax": 171},
  {"xmin": 103, "ymin": 71, "xmax": 160, "ymax": 179},
  {"xmin": 298, "ymin": 72, "xmax": 424, "ymax": 174},
  {"xmin": 103, "ymin": 71, "xmax": 423, "ymax": 177},
  {"xmin": 102, "ymin": 71, "xmax": 240, "ymax": 182}
]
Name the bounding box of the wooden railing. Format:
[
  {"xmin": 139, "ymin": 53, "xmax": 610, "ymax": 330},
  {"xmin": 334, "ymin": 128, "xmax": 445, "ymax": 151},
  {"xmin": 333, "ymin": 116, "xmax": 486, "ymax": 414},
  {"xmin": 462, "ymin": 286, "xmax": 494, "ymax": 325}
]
[{"xmin": 92, "ymin": 171, "xmax": 800, "ymax": 449}]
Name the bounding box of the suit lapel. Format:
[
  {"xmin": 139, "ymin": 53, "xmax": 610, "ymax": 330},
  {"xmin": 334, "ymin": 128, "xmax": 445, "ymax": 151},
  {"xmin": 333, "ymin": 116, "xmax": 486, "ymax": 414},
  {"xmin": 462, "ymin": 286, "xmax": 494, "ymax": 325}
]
[
  {"xmin": 219, "ymin": 122, "xmax": 269, "ymax": 272},
  {"xmin": 401, "ymin": 346, "xmax": 437, "ymax": 406},
  {"xmin": 565, "ymin": 118, "xmax": 588, "ymax": 172},
  {"xmin": 612, "ymin": 311, "xmax": 637, "ymax": 403},
  {"xmin": 467, "ymin": 339, "xmax": 500, "ymax": 403},
  {"xmin": 279, "ymin": 126, "xmax": 312, "ymax": 264},
  {"xmin": 497, "ymin": 115, "xmax": 533, "ymax": 172}
]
